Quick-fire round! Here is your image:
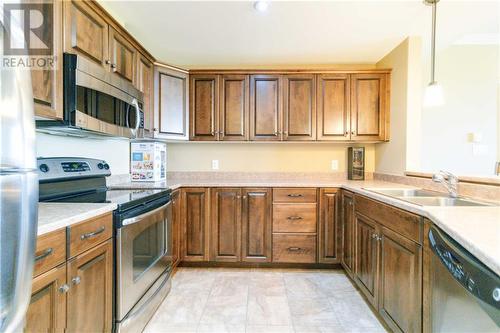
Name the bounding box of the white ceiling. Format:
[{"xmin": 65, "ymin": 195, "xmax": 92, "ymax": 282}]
[{"xmin": 98, "ymin": 0, "xmax": 499, "ymax": 69}]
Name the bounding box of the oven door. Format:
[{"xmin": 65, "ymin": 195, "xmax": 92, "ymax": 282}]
[{"xmin": 116, "ymin": 201, "xmax": 172, "ymax": 320}]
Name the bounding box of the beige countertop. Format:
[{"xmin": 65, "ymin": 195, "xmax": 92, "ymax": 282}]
[
  {"xmin": 112, "ymin": 178, "xmax": 500, "ymax": 275},
  {"xmin": 38, "ymin": 203, "xmax": 117, "ymax": 236}
]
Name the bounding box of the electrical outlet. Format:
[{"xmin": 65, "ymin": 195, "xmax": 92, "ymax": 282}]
[
  {"xmin": 331, "ymin": 160, "xmax": 339, "ymax": 171},
  {"xmin": 212, "ymin": 159, "xmax": 219, "ymax": 170}
]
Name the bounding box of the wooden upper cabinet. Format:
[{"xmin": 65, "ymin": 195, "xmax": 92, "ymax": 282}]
[
  {"xmin": 136, "ymin": 54, "xmax": 154, "ymax": 134},
  {"xmin": 190, "ymin": 75, "xmax": 219, "ymax": 141},
  {"xmin": 109, "ymin": 27, "xmax": 136, "ymax": 83},
  {"xmin": 354, "ymin": 213, "xmax": 379, "ymax": 308},
  {"xmin": 24, "ymin": 265, "xmax": 67, "ymax": 333},
  {"xmin": 64, "ymin": 0, "xmax": 108, "ymax": 68},
  {"xmin": 317, "ymin": 74, "xmax": 350, "ymax": 141},
  {"xmin": 351, "ymin": 73, "xmax": 388, "ymax": 141},
  {"xmin": 210, "ymin": 188, "xmax": 242, "ymax": 262},
  {"xmin": 181, "ymin": 188, "xmax": 210, "ymax": 261},
  {"xmin": 319, "ymin": 188, "xmax": 340, "ymax": 264},
  {"xmin": 219, "ymin": 75, "xmax": 249, "ymax": 141},
  {"xmin": 250, "ymin": 75, "xmax": 282, "ymax": 141},
  {"xmin": 379, "ymin": 226, "xmax": 422, "ymax": 333},
  {"xmin": 66, "ymin": 239, "xmax": 113, "ymax": 333},
  {"xmin": 241, "ymin": 188, "xmax": 272, "ymax": 262},
  {"xmin": 155, "ymin": 66, "xmax": 189, "ymax": 140},
  {"xmin": 32, "ymin": 0, "xmax": 63, "ymax": 120},
  {"xmin": 283, "ymin": 75, "xmax": 316, "ymax": 140}
]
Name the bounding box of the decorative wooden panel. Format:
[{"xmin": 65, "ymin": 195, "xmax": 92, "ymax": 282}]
[
  {"xmin": 283, "ymin": 74, "xmax": 316, "ymax": 140},
  {"xmin": 316, "ymin": 74, "xmax": 350, "ymax": 141},
  {"xmin": 241, "ymin": 188, "xmax": 272, "ymax": 262},
  {"xmin": 181, "ymin": 188, "xmax": 210, "ymax": 261},
  {"xmin": 219, "ymin": 75, "xmax": 249, "ymax": 141},
  {"xmin": 341, "ymin": 191, "xmax": 355, "ymax": 275},
  {"xmin": 136, "ymin": 54, "xmax": 154, "ymax": 133},
  {"xmin": 190, "ymin": 75, "xmax": 219, "ymax": 140},
  {"xmin": 319, "ymin": 188, "xmax": 341, "ymax": 264},
  {"xmin": 250, "ymin": 75, "xmax": 282, "ymax": 141}
]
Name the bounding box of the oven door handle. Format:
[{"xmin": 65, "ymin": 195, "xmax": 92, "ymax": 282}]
[
  {"xmin": 122, "ymin": 201, "xmax": 171, "ymax": 226},
  {"xmin": 131, "ymin": 98, "xmax": 141, "ymax": 137}
]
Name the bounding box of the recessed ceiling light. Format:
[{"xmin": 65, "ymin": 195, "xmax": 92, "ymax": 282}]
[{"xmin": 254, "ymin": 1, "xmax": 269, "ymax": 12}]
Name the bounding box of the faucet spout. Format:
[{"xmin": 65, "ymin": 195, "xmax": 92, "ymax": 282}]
[{"xmin": 432, "ymin": 170, "xmax": 458, "ymax": 198}]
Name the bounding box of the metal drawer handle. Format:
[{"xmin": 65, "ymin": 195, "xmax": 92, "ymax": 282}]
[
  {"xmin": 287, "ymin": 194, "xmax": 303, "ymax": 198},
  {"xmin": 80, "ymin": 226, "xmax": 105, "ymax": 240},
  {"xmin": 35, "ymin": 248, "xmax": 53, "ymax": 262},
  {"xmin": 58, "ymin": 284, "xmax": 70, "ymax": 293},
  {"xmin": 287, "ymin": 216, "xmax": 303, "ymax": 220},
  {"xmin": 287, "ymin": 247, "xmax": 302, "ymax": 252}
]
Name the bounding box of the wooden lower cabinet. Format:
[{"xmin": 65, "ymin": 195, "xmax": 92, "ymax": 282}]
[
  {"xmin": 341, "ymin": 190, "xmax": 355, "ymax": 275},
  {"xmin": 171, "ymin": 189, "xmax": 181, "ymax": 266},
  {"xmin": 181, "ymin": 188, "xmax": 210, "ymax": 261},
  {"xmin": 379, "ymin": 226, "xmax": 422, "ymax": 333},
  {"xmin": 210, "ymin": 188, "xmax": 242, "ymax": 262},
  {"xmin": 318, "ymin": 188, "xmax": 340, "ymax": 263},
  {"xmin": 67, "ymin": 239, "xmax": 113, "ymax": 333},
  {"xmin": 354, "ymin": 212, "xmax": 379, "ymax": 307},
  {"xmin": 241, "ymin": 188, "xmax": 272, "ymax": 262},
  {"xmin": 24, "ymin": 265, "xmax": 67, "ymax": 333}
]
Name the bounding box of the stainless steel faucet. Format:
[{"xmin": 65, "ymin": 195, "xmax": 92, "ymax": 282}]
[{"xmin": 432, "ymin": 170, "xmax": 459, "ymax": 198}]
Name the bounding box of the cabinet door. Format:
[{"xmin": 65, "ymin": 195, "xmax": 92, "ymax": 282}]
[
  {"xmin": 171, "ymin": 190, "xmax": 181, "ymax": 266},
  {"xmin": 67, "ymin": 240, "xmax": 113, "ymax": 333},
  {"xmin": 109, "ymin": 27, "xmax": 136, "ymax": 83},
  {"xmin": 319, "ymin": 188, "xmax": 340, "ymax": 264},
  {"xmin": 155, "ymin": 66, "xmax": 189, "ymax": 140},
  {"xmin": 250, "ymin": 75, "xmax": 282, "ymax": 141},
  {"xmin": 181, "ymin": 188, "xmax": 210, "ymax": 261},
  {"xmin": 316, "ymin": 74, "xmax": 350, "ymax": 141},
  {"xmin": 350, "ymin": 73, "xmax": 388, "ymax": 141},
  {"xmin": 354, "ymin": 213, "xmax": 379, "ymax": 307},
  {"xmin": 190, "ymin": 75, "xmax": 219, "ymax": 141},
  {"xmin": 63, "ymin": 0, "xmax": 109, "ymax": 68},
  {"xmin": 210, "ymin": 188, "xmax": 242, "ymax": 262},
  {"xmin": 136, "ymin": 54, "xmax": 154, "ymax": 134},
  {"xmin": 219, "ymin": 75, "xmax": 249, "ymax": 141},
  {"xmin": 31, "ymin": 0, "xmax": 63, "ymax": 120},
  {"xmin": 24, "ymin": 265, "xmax": 67, "ymax": 333},
  {"xmin": 241, "ymin": 188, "xmax": 272, "ymax": 262},
  {"xmin": 341, "ymin": 191, "xmax": 355, "ymax": 275},
  {"xmin": 283, "ymin": 74, "xmax": 316, "ymax": 141},
  {"xmin": 379, "ymin": 226, "xmax": 422, "ymax": 333}
]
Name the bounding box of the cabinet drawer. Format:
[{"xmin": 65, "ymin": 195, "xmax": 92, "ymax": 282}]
[
  {"xmin": 34, "ymin": 229, "xmax": 66, "ymax": 277},
  {"xmin": 272, "ymin": 234, "xmax": 316, "ymax": 263},
  {"xmin": 69, "ymin": 213, "xmax": 113, "ymax": 258},
  {"xmin": 273, "ymin": 204, "xmax": 317, "ymax": 233},
  {"xmin": 273, "ymin": 188, "xmax": 317, "ymax": 203},
  {"xmin": 355, "ymin": 195, "xmax": 423, "ymax": 244}
]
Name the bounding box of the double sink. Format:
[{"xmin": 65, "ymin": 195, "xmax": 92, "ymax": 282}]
[{"xmin": 365, "ymin": 188, "xmax": 492, "ymax": 207}]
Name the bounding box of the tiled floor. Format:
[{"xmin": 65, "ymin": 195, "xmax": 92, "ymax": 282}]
[{"xmin": 144, "ymin": 268, "xmax": 387, "ymax": 333}]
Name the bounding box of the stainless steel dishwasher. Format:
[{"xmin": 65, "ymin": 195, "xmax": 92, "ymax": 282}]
[{"xmin": 429, "ymin": 227, "xmax": 500, "ymax": 332}]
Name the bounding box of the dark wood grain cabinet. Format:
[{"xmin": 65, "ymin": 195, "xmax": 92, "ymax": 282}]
[
  {"xmin": 220, "ymin": 75, "xmax": 250, "ymax": 141},
  {"xmin": 250, "ymin": 75, "xmax": 283, "ymax": 141},
  {"xmin": 316, "ymin": 74, "xmax": 350, "ymax": 141},
  {"xmin": 318, "ymin": 188, "xmax": 341, "ymax": 264},
  {"xmin": 283, "ymin": 74, "xmax": 316, "ymax": 140},
  {"xmin": 190, "ymin": 75, "xmax": 219, "ymax": 141},
  {"xmin": 181, "ymin": 188, "xmax": 210, "ymax": 261},
  {"xmin": 136, "ymin": 54, "xmax": 154, "ymax": 135},
  {"xmin": 210, "ymin": 188, "xmax": 242, "ymax": 262},
  {"xmin": 171, "ymin": 190, "xmax": 181, "ymax": 267},
  {"xmin": 341, "ymin": 190, "xmax": 355, "ymax": 276},
  {"xmin": 241, "ymin": 188, "xmax": 272, "ymax": 262},
  {"xmin": 351, "ymin": 194, "xmax": 423, "ymax": 333}
]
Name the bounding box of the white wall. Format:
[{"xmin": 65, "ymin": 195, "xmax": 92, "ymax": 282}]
[
  {"xmin": 420, "ymin": 45, "xmax": 498, "ymax": 176},
  {"xmin": 375, "ymin": 37, "xmax": 422, "ymax": 175},
  {"xmin": 36, "ymin": 133, "xmax": 131, "ymax": 175}
]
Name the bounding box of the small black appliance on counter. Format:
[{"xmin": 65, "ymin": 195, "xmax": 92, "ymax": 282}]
[{"xmin": 348, "ymin": 147, "xmax": 365, "ymax": 180}]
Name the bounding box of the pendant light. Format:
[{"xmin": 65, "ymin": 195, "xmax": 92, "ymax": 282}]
[{"xmin": 424, "ymin": 0, "xmax": 445, "ymax": 107}]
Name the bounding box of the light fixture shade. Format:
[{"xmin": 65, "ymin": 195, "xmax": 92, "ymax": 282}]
[
  {"xmin": 254, "ymin": 1, "xmax": 269, "ymax": 12},
  {"xmin": 424, "ymin": 82, "xmax": 445, "ymax": 107}
]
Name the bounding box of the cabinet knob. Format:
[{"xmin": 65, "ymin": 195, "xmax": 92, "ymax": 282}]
[
  {"xmin": 351, "ymin": 131, "xmax": 355, "ymax": 135},
  {"xmin": 72, "ymin": 276, "xmax": 81, "ymax": 285},
  {"xmin": 372, "ymin": 233, "xmax": 378, "ymax": 239},
  {"xmin": 345, "ymin": 131, "xmax": 349, "ymax": 136},
  {"xmin": 242, "ymin": 195, "xmax": 247, "ymax": 199},
  {"xmin": 58, "ymin": 284, "xmax": 70, "ymax": 293},
  {"xmin": 111, "ymin": 63, "xmax": 117, "ymax": 69},
  {"xmin": 105, "ymin": 60, "xmax": 111, "ymax": 65}
]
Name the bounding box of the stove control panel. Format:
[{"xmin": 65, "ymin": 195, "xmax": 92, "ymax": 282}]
[{"xmin": 37, "ymin": 157, "xmax": 111, "ymax": 182}]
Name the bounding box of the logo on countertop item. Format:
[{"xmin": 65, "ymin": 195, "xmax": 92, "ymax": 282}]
[{"xmin": 2, "ymin": 2, "xmax": 55, "ymax": 70}]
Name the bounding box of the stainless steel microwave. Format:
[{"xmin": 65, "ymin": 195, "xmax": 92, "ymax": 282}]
[{"xmin": 36, "ymin": 53, "xmax": 144, "ymax": 139}]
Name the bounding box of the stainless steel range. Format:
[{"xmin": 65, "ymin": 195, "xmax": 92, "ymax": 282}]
[{"xmin": 37, "ymin": 157, "xmax": 173, "ymax": 333}]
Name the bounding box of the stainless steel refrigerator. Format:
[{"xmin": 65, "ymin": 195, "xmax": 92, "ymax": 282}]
[{"xmin": 0, "ymin": 4, "xmax": 39, "ymax": 332}]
